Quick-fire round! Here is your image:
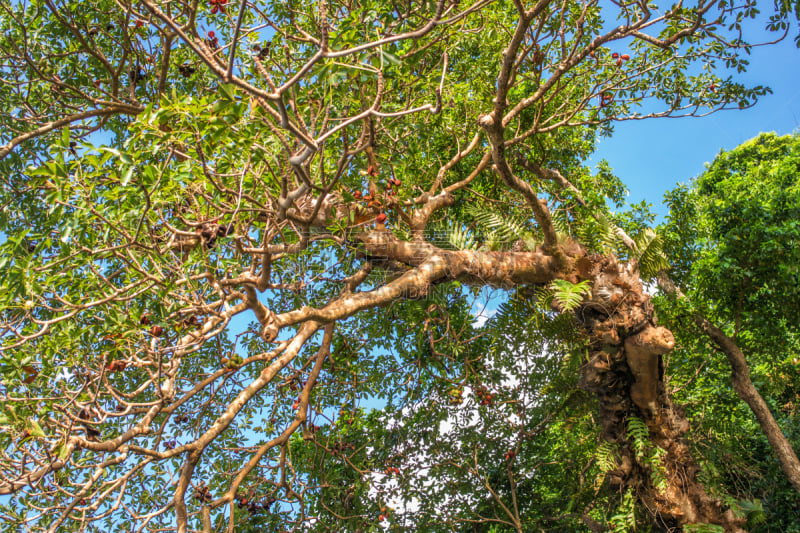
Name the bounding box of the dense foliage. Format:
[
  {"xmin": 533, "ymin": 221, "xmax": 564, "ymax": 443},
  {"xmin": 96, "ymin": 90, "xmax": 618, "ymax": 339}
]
[{"xmin": 659, "ymin": 132, "xmax": 800, "ymax": 531}]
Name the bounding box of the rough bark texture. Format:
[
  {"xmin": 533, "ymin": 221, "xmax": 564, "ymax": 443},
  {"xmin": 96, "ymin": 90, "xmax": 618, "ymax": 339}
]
[{"xmin": 577, "ymin": 255, "xmax": 746, "ymax": 531}]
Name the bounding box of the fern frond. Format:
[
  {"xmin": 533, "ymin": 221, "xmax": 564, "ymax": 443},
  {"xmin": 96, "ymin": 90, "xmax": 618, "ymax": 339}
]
[
  {"xmin": 608, "ymin": 489, "xmax": 636, "ymax": 533},
  {"xmin": 432, "ymin": 219, "xmax": 478, "ymax": 250},
  {"xmin": 596, "ymin": 441, "xmax": 618, "ymax": 473},
  {"xmin": 484, "ymin": 230, "xmax": 505, "ymax": 251},
  {"xmin": 596, "ymin": 214, "xmax": 621, "ymax": 254},
  {"xmin": 632, "ymin": 229, "xmax": 669, "ymax": 278},
  {"xmin": 464, "ymin": 204, "xmax": 527, "ymax": 244},
  {"xmin": 627, "ymin": 416, "xmax": 669, "ymax": 494},
  {"xmin": 739, "ymin": 499, "xmax": 767, "ymax": 528},
  {"xmin": 549, "ymin": 279, "xmax": 592, "ymax": 311},
  {"xmin": 551, "ymin": 210, "xmax": 572, "ymax": 237}
]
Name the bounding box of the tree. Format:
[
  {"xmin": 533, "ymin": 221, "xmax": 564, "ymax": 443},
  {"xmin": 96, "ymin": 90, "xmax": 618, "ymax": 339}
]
[
  {"xmin": 657, "ymin": 132, "xmax": 800, "ymax": 531},
  {"xmin": 0, "ymin": 1, "xmax": 797, "ymax": 532}
]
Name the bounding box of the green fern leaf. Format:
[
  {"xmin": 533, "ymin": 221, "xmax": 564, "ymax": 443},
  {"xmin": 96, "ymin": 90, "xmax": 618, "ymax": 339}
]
[
  {"xmin": 549, "ymin": 279, "xmax": 592, "ymax": 311},
  {"xmin": 596, "ymin": 440, "xmax": 618, "ymax": 473},
  {"xmin": 632, "ymin": 229, "xmax": 669, "ymax": 278},
  {"xmin": 433, "ymin": 219, "xmax": 477, "ymax": 250},
  {"xmin": 464, "ymin": 204, "xmax": 528, "ymax": 244}
]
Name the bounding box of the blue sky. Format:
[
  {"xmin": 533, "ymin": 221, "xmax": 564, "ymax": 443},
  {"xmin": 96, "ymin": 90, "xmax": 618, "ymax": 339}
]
[{"xmin": 592, "ymin": 31, "xmax": 800, "ymax": 219}]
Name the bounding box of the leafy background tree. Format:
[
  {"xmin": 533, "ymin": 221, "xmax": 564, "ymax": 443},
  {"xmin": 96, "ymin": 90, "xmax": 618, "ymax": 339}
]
[
  {"xmin": 0, "ymin": 1, "xmax": 798, "ymax": 532},
  {"xmin": 658, "ymin": 132, "xmax": 800, "ymax": 532}
]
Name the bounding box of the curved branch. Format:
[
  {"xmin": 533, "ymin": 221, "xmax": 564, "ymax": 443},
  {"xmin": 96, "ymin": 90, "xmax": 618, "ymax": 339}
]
[{"xmin": 0, "ymin": 105, "xmax": 142, "ymax": 161}]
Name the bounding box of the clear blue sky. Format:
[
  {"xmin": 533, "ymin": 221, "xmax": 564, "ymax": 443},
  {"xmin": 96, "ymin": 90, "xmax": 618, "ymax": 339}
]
[{"xmin": 592, "ymin": 31, "xmax": 800, "ymax": 219}]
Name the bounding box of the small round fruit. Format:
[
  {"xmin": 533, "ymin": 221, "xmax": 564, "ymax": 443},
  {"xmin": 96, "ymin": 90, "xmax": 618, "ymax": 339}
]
[{"xmin": 376, "ymin": 213, "xmax": 387, "ymax": 224}]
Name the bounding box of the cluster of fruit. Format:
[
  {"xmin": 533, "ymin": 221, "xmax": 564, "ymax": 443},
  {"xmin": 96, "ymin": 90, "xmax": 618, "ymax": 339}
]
[
  {"xmin": 352, "ymin": 176, "xmax": 402, "ymax": 227},
  {"xmin": 205, "ymin": 30, "xmax": 219, "ymax": 51},
  {"xmin": 139, "ymin": 314, "xmax": 162, "ymax": 334},
  {"xmin": 209, "ymin": 0, "xmax": 228, "ymax": 14},
  {"xmin": 330, "ymin": 441, "xmax": 355, "ymax": 456},
  {"xmin": 106, "ymin": 359, "xmax": 127, "ymax": 372},
  {"xmin": 384, "ymin": 466, "xmax": 401, "ymax": 476},
  {"xmin": 235, "ymin": 490, "xmax": 276, "ymax": 514},
  {"xmin": 448, "ymin": 387, "xmax": 463, "ymax": 405},
  {"xmin": 475, "ymin": 386, "xmax": 496, "ymax": 406},
  {"xmin": 221, "ymin": 353, "xmax": 244, "ymax": 370},
  {"xmin": 193, "ymin": 482, "xmax": 213, "ymax": 504},
  {"xmin": 611, "ymin": 51, "xmax": 631, "ymax": 67}
]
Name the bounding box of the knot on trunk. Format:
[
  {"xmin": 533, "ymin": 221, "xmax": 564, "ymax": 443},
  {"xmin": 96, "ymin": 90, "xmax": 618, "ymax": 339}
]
[{"xmin": 624, "ymin": 326, "xmax": 675, "ymax": 416}]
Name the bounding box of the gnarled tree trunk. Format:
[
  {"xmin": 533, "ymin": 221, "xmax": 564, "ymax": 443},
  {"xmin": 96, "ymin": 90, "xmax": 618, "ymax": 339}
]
[{"xmin": 576, "ymin": 255, "xmax": 745, "ymax": 531}]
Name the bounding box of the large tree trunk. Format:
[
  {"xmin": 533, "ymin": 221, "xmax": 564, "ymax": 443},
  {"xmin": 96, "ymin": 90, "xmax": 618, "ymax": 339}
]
[{"xmin": 576, "ymin": 254, "xmax": 746, "ymax": 531}]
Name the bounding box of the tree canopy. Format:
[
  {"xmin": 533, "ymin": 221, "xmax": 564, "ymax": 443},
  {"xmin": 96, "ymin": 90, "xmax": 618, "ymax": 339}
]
[
  {"xmin": 657, "ymin": 132, "xmax": 800, "ymax": 532},
  {"xmin": 0, "ymin": 1, "xmax": 798, "ymax": 532}
]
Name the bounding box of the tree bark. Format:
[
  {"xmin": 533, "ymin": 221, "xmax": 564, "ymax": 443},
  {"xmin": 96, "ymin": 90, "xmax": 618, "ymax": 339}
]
[{"xmin": 575, "ymin": 255, "xmax": 747, "ymax": 531}]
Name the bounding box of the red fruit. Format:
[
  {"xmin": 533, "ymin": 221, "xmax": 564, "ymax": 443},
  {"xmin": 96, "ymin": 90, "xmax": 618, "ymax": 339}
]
[
  {"xmin": 621, "ymin": 54, "xmax": 630, "ymax": 60},
  {"xmin": 392, "ymin": 178, "xmax": 401, "ymax": 187},
  {"xmin": 376, "ymin": 213, "xmax": 387, "ymax": 224},
  {"xmin": 378, "ymin": 515, "xmax": 385, "ymax": 522},
  {"xmin": 135, "ymin": 20, "xmax": 144, "ymax": 28},
  {"xmin": 208, "ymin": 30, "xmax": 215, "ymax": 38},
  {"xmin": 353, "ymin": 191, "xmax": 362, "ymax": 199},
  {"xmin": 140, "ymin": 315, "xmax": 151, "ymax": 325},
  {"xmin": 709, "ymin": 83, "xmax": 717, "ymax": 92},
  {"xmin": 292, "ymin": 400, "xmax": 300, "ymax": 410},
  {"xmin": 150, "ymin": 325, "xmax": 163, "ymax": 336},
  {"xmin": 616, "ymin": 58, "xmax": 623, "ymax": 67},
  {"xmin": 108, "ymin": 360, "xmax": 127, "ymax": 372},
  {"xmin": 589, "ymin": 50, "xmax": 596, "ymax": 58},
  {"xmin": 611, "ymin": 52, "xmax": 619, "ymax": 59}
]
